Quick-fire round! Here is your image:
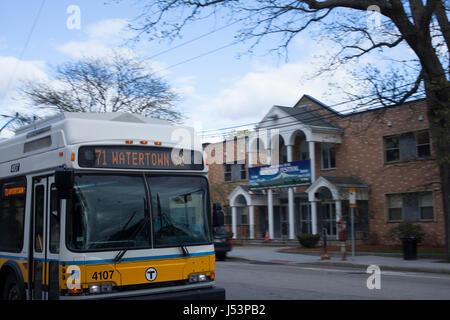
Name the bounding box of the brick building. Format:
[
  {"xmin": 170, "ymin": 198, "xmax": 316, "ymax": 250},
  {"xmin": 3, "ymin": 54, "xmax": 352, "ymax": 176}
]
[{"xmin": 204, "ymin": 95, "xmax": 445, "ymax": 245}]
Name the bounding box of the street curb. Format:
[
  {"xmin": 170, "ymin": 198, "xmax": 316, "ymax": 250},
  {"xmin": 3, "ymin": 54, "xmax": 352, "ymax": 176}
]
[
  {"xmin": 277, "ymin": 249, "xmax": 448, "ymax": 260},
  {"xmin": 299, "ymin": 261, "xmax": 450, "ymax": 275},
  {"xmin": 225, "ymin": 256, "xmax": 450, "ymax": 275}
]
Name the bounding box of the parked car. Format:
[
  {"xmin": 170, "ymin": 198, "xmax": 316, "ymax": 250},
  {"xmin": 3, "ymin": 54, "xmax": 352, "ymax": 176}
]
[
  {"xmin": 213, "ymin": 226, "xmax": 232, "ymax": 260},
  {"xmin": 212, "ymin": 203, "xmax": 232, "ymax": 260}
]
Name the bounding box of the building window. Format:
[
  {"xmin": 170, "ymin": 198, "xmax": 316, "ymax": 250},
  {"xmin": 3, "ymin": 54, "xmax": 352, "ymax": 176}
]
[
  {"xmin": 240, "ymin": 207, "xmax": 248, "ymax": 225},
  {"xmin": 387, "ymin": 194, "xmax": 403, "ymax": 221},
  {"xmin": 300, "ymin": 203, "xmax": 312, "ymax": 234},
  {"xmin": 223, "ymin": 206, "xmax": 232, "ymax": 226},
  {"xmin": 419, "ymin": 192, "xmax": 434, "ymax": 220},
  {"xmin": 387, "ymin": 192, "xmax": 434, "ymax": 222},
  {"xmin": 224, "ymin": 162, "xmax": 247, "ymax": 182},
  {"xmin": 224, "ymin": 164, "xmax": 232, "ymax": 182},
  {"xmin": 416, "ymin": 131, "xmax": 431, "ymax": 158},
  {"xmin": 321, "ymin": 143, "xmax": 336, "ymax": 169},
  {"xmin": 300, "ymin": 140, "xmax": 309, "ymax": 161},
  {"xmin": 240, "ymin": 163, "xmax": 246, "ymax": 180},
  {"xmin": 384, "ymin": 130, "xmax": 431, "ymax": 163}
]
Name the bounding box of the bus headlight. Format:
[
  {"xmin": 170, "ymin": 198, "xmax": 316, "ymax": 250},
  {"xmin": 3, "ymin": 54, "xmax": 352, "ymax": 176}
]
[
  {"xmin": 89, "ymin": 283, "xmax": 113, "ymax": 294},
  {"xmin": 188, "ymin": 273, "xmax": 208, "ymax": 283},
  {"xmin": 89, "ymin": 284, "xmax": 101, "ymax": 294}
]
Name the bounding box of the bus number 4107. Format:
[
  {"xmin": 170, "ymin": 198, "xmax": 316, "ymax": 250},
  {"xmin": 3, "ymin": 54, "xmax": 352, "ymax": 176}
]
[{"xmin": 92, "ymin": 270, "xmax": 114, "ymax": 281}]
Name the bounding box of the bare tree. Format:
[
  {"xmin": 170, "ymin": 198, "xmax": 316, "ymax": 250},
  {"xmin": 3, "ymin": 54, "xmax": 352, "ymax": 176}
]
[
  {"xmin": 20, "ymin": 53, "xmax": 182, "ymax": 122},
  {"xmin": 124, "ymin": 0, "xmax": 450, "ymax": 257}
]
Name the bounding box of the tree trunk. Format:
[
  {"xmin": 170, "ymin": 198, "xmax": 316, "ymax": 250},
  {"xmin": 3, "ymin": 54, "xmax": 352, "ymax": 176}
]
[{"xmin": 424, "ymin": 79, "xmax": 450, "ymax": 260}]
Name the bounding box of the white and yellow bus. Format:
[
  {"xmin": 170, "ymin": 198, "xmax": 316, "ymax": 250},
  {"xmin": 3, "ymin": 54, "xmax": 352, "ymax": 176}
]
[{"xmin": 0, "ymin": 112, "xmax": 225, "ymax": 300}]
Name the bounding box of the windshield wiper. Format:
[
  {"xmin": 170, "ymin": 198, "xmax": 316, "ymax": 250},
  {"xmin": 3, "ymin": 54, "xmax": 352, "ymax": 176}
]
[
  {"xmin": 156, "ymin": 193, "xmax": 189, "ymax": 257},
  {"xmin": 114, "ymin": 198, "xmax": 149, "ymax": 263}
]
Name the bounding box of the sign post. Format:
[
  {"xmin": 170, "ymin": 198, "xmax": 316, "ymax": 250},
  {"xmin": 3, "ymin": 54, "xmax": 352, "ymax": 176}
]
[{"xmin": 349, "ymin": 188, "xmax": 356, "ymax": 258}]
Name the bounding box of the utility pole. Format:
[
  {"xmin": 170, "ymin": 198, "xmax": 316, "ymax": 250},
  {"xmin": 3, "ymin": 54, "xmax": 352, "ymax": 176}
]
[
  {"xmin": 0, "ymin": 113, "xmax": 19, "ymax": 134},
  {"xmin": 349, "ymin": 188, "xmax": 356, "ymax": 258},
  {"xmin": 321, "ymin": 227, "xmax": 330, "ymax": 260}
]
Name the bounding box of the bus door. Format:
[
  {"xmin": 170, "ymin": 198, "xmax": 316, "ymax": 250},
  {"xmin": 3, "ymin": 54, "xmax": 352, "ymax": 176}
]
[{"xmin": 31, "ymin": 176, "xmax": 60, "ymax": 300}]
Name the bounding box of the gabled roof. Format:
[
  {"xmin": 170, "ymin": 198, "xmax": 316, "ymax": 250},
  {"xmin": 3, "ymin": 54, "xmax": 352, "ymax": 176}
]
[
  {"xmin": 275, "ymin": 105, "xmax": 342, "ymax": 130},
  {"xmin": 306, "ymin": 175, "xmax": 370, "ymax": 201},
  {"xmin": 293, "ymin": 94, "xmax": 343, "ymax": 117}
]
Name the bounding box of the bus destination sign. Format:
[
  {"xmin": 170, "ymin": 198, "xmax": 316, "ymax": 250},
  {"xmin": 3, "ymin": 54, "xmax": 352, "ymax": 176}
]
[{"xmin": 78, "ymin": 146, "xmax": 204, "ymax": 170}]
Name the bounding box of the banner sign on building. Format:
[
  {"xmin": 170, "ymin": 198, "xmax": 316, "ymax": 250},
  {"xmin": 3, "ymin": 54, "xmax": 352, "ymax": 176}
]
[{"xmin": 248, "ymin": 160, "xmax": 311, "ymax": 190}]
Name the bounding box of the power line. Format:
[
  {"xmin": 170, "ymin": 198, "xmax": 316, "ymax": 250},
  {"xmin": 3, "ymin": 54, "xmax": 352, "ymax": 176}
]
[
  {"xmin": 199, "ymin": 80, "xmax": 427, "ymax": 136},
  {"xmin": 154, "ymin": 39, "xmax": 241, "ymax": 73},
  {"xmin": 146, "ymin": 18, "xmax": 244, "ymax": 60},
  {"xmin": 200, "ymin": 88, "xmax": 426, "ymax": 139},
  {"xmin": 201, "ymin": 84, "xmax": 423, "ymax": 137},
  {"xmin": 201, "ymin": 92, "xmax": 425, "ymax": 139},
  {"xmin": 0, "ymin": 0, "xmax": 46, "ymax": 105}
]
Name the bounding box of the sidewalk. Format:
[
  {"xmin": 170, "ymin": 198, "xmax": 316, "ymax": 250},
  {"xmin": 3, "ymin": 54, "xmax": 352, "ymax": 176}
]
[{"xmin": 227, "ymin": 245, "xmax": 450, "ymax": 275}]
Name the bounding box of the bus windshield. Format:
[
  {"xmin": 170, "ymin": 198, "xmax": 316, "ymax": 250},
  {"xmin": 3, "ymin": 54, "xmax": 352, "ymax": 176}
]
[
  {"xmin": 66, "ymin": 174, "xmax": 210, "ymax": 251},
  {"xmin": 148, "ymin": 176, "xmax": 210, "ymax": 248}
]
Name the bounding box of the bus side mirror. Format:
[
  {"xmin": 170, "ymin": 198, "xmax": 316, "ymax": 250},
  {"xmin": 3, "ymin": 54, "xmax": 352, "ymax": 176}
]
[
  {"xmin": 212, "ymin": 202, "xmax": 224, "ymax": 227},
  {"xmin": 55, "ymin": 167, "xmax": 74, "ymax": 199}
]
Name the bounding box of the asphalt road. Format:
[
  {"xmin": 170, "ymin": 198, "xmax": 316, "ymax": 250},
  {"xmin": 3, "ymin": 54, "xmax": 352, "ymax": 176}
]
[{"xmin": 215, "ymin": 260, "xmax": 450, "ymax": 300}]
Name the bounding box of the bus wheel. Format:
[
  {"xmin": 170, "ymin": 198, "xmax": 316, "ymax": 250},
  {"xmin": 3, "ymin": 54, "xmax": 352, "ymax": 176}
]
[{"xmin": 3, "ymin": 275, "xmax": 24, "ymax": 300}]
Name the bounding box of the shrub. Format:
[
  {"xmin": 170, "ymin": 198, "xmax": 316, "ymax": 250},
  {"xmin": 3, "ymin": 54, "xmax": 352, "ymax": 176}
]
[
  {"xmin": 364, "ymin": 232, "xmax": 380, "ymax": 245},
  {"xmin": 423, "ymin": 231, "xmax": 443, "ymax": 248},
  {"xmin": 385, "ymin": 222, "xmax": 425, "ymax": 244},
  {"xmin": 296, "ymin": 233, "xmax": 320, "ymax": 248}
]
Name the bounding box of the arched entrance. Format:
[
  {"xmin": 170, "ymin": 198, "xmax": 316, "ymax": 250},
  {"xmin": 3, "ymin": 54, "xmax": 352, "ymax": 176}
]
[
  {"xmin": 316, "ymin": 186, "xmax": 337, "ymax": 238},
  {"xmin": 306, "ymin": 176, "xmax": 370, "ymax": 239}
]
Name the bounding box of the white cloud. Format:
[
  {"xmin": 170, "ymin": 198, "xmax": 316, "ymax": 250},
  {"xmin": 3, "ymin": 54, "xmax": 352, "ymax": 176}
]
[
  {"xmin": 0, "ymin": 56, "xmax": 49, "ymax": 137},
  {"xmin": 58, "ymin": 18, "xmax": 137, "ymax": 60},
  {"xmin": 172, "ymin": 76, "xmax": 201, "ymax": 100},
  {"xmin": 0, "ymin": 56, "xmax": 47, "ymax": 91},
  {"xmin": 0, "ymin": 56, "xmax": 48, "ymax": 107},
  {"xmin": 58, "ymin": 18, "xmax": 171, "ymax": 78},
  {"xmin": 187, "ymin": 58, "xmax": 363, "ymax": 136},
  {"xmin": 85, "ymin": 18, "xmax": 135, "ymax": 44}
]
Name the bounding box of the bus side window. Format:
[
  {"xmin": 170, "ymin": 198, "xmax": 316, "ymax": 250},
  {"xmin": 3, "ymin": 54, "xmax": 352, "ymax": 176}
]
[
  {"xmin": 49, "ymin": 185, "xmax": 60, "ymax": 254},
  {"xmin": 0, "ymin": 179, "xmax": 26, "ymax": 252},
  {"xmin": 35, "ymin": 186, "xmax": 45, "ymax": 252}
]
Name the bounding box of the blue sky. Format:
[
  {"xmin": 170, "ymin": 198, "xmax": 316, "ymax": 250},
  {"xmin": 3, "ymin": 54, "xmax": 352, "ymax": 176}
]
[{"xmin": 0, "ymin": 0, "xmax": 416, "ymax": 141}]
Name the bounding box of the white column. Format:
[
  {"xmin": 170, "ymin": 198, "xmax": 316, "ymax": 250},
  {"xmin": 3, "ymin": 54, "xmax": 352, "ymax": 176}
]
[
  {"xmin": 288, "ymin": 187, "xmax": 295, "ymax": 239},
  {"xmin": 335, "ymin": 200, "xmax": 342, "ymax": 240},
  {"xmin": 249, "ymin": 205, "xmax": 255, "ymax": 239},
  {"xmin": 267, "ymin": 189, "xmax": 274, "ymax": 239},
  {"xmin": 231, "ymin": 206, "xmax": 237, "ymax": 239},
  {"xmin": 308, "ymin": 141, "xmax": 316, "ymax": 182},
  {"xmin": 309, "ymin": 141, "xmax": 317, "ymax": 235},
  {"xmin": 336, "ymin": 200, "xmax": 342, "ymax": 220},
  {"xmin": 286, "ymin": 145, "xmax": 295, "ymax": 239},
  {"xmin": 266, "ymin": 147, "xmax": 272, "ymax": 166},
  {"xmin": 311, "ymin": 201, "xmax": 318, "ymax": 234},
  {"xmin": 286, "ymin": 144, "xmax": 294, "ymax": 163},
  {"xmin": 287, "ymin": 143, "xmax": 295, "ymax": 239}
]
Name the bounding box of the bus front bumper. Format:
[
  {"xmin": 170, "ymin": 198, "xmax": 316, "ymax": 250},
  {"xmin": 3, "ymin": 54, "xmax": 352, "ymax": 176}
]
[
  {"xmin": 119, "ymin": 285, "xmax": 226, "ymax": 300},
  {"xmin": 60, "ymin": 282, "xmax": 225, "ymax": 300}
]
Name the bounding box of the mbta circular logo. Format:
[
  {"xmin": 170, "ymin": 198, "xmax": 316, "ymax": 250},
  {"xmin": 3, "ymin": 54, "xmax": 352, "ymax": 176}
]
[{"xmin": 145, "ymin": 267, "xmax": 157, "ymax": 282}]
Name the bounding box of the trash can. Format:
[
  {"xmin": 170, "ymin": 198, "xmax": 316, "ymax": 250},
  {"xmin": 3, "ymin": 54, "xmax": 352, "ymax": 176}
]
[{"xmin": 401, "ymin": 237, "xmax": 417, "ymax": 260}]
